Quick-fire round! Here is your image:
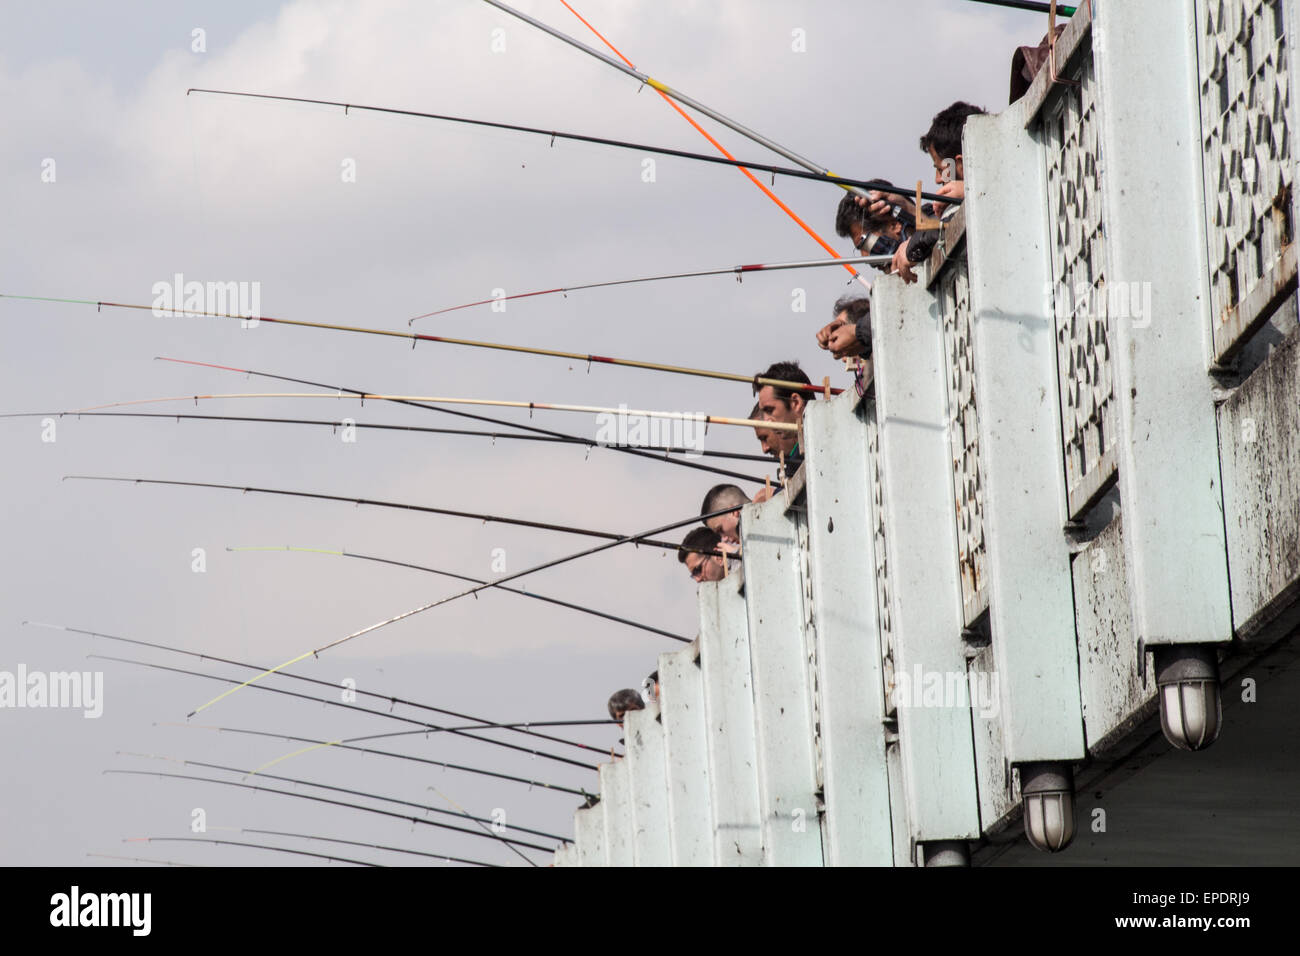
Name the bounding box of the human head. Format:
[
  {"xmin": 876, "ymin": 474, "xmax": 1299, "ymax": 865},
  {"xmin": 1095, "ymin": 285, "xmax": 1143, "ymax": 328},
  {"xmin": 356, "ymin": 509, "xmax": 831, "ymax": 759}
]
[
  {"xmin": 607, "ymin": 688, "xmax": 645, "ymax": 723},
  {"xmin": 701, "ymin": 483, "xmax": 749, "ymax": 544},
  {"xmin": 749, "ymin": 401, "xmax": 776, "ymax": 456},
  {"xmin": 835, "ymin": 190, "xmax": 905, "ymax": 270},
  {"xmin": 833, "ymin": 294, "xmax": 872, "ymax": 349},
  {"xmin": 678, "ymin": 527, "xmax": 725, "ymax": 582},
  {"xmin": 753, "ymin": 361, "xmax": 814, "ymax": 457},
  {"xmin": 919, "ymin": 101, "xmax": 988, "ymax": 183}
]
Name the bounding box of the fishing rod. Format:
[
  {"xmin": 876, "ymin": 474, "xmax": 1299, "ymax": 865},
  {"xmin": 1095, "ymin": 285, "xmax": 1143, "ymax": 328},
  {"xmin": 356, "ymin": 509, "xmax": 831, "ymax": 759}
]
[
  {"xmin": 72, "ymin": 392, "xmax": 799, "ymax": 436},
  {"xmin": 238, "ymin": 828, "xmax": 496, "ymax": 867},
  {"xmin": 92, "ymin": 651, "xmax": 600, "ymax": 774},
  {"xmin": 114, "ymin": 768, "xmax": 543, "ymax": 862},
  {"xmin": 556, "ymin": 0, "xmax": 870, "ymax": 288},
  {"xmin": 184, "ymin": 87, "xmax": 954, "ymax": 204},
  {"xmin": 154, "ymin": 727, "xmax": 588, "ymax": 818},
  {"xmin": 124, "ymin": 835, "xmax": 380, "ymax": 867},
  {"xmin": 26, "ymin": 621, "xmax": 608, "ymax": 757},
  {"xmin": 113, "ymin": 769, "xmax": 551, "ymax": 862},
  {"xmin": 165, "ymin": 723, "xmax": 621, "ymax": 794},
  {"xmin": 87, "ymin": 852, "xmax": 196, "ymax": 867},
  {"xmin": 67, "ymin": 475, "xmax": 694, "ymax": 553},
  {"xmin": 422, "ymin": 784, "xmax": 539, "ymax": 868},
  {"xmin": 479, "ymin": 0, "xmax": 868, "ymax": 199},
  {"xmin": 2, "ymin": 292, "xmax": 821, "ymax": 400},
  {"xmin": 162, "ymin": 720, "xmax": 613, "ymax": 744},
  {"xmin": 3, "ymin": 289, "xmax": 835, "ymax": 403},
  {"xmin": 406, "ymin": 256, "xmax": 890, "ymax": 323},
  {"xmin": 4, "ymin": 295, "xmax": 778, "ymax": 482},
  {"xmin": 229, "ymin": 545, "xmax": 690, "ymax": 642},
  {"xmin": 155, "ymin": 356, "xmax": 773, "ymax": 484},
  {"xmin": 0, "ymin": 410, "xmax": 772, "ymax": 463},
  {"xmin": 966, "ymin": 0, "xmax": 1077, "ymax": 14},
  {"xmin": 134, "ymin": 812, "xmax": 531, "ymax": 869},
  {"xmin": 111, "ymin": 758, "xmax": 572, "ymax": 843},
  {"xmin": 187, "ymin": 500, "xmax": 754, "ymax": 716}
]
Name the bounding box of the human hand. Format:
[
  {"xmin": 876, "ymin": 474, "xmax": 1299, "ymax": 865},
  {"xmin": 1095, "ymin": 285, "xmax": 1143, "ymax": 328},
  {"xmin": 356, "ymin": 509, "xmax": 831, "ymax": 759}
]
[
  {"xmin": 816, "ymin": 318, "xmax": 847, "ymax": 351},
  {"xmin": 932, "ymin": 180, "xmax": 964, "ymax": 217},
  {"xmin": 891, "ymin": 244, "xmax": 918, "ymax": 284},
  {"xmin": 827, "ymin": 322, "xmax": 864, "ymax": 359}
]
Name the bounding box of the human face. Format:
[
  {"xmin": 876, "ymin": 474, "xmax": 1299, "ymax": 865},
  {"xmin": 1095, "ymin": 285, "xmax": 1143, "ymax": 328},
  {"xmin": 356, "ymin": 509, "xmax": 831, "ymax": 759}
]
[
  {"xmin": 756, "ymin": 385, "xmax": 802, "ymax": 456},
  {"xmin": 928, "ymin": 144, "xmax": 961, "ymax": 185},
  {"xmin": 685, "ymin": 551, "xmax": 724, "ymax": 583},
  {"xmin": 705, "ymin": 511, "xmax": 740, "ymax": 545},
  {"xmin": 754, "ymin": 425, "xmax": 775, "ymax": 455},
  {"xmin": 849, "ymin": 220, "xmax": 901, "ymax": 268}
]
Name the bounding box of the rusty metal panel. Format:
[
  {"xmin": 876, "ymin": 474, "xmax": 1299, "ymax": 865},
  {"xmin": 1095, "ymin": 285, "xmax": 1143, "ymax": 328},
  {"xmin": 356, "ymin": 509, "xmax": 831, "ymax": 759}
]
[
  {"xmin": 866, "ymin": 402, "xmax": 897, "ymax": 721},
  {"xmin": 738, "ymin": 498, "xmax": 824, "ymax": 866},
  {"xmin": 573, "ymin": 803, "xmax": 606, "ymax": 867},
  {"xmin": 1093, "ymin": 0, "xmax": 1235, "ymax": 649},
  {"xmin": 657, "ymin": 644, "xmax": 714, "ymax": 865},
  {"xmin": 965, "ymin": 644, "xmax": 1014, "ymax": 831},
  {"xmin": 1218, "ymin": 322, "xmax": 1300, "ymax": 638},
  {"xmin": 870, "ymin": 276, "xmax": 982, "ymax": 845},
  {"xmin": 1042, "ymin": 38, "xmax": 1119, "ymax": 518},
  {"xmin": 697, "ymin": 576, "xmax": 763, "ymax": 865},
  {"xmin": 802, "ymin": 391, "xmax": 895, "ymax": 866},
  {"xmin": 1196, "ymin": 0, "xmax": 1298, "ymax": 362},
  {"xmin": 1072, "ymin": 514, "xmax": 1155, "ymax": 754},
  {"xmin": 623, "ymin": 702, "xmax": 671, "ymax": 866},
  {"xmin": 884, "ymin": 738, "xmax": 912, "ymax": 866}
]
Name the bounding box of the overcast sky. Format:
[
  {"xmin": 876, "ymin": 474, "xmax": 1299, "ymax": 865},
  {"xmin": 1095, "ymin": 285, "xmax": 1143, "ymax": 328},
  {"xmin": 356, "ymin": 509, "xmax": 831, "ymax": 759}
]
[{"xmin": 1, "ymin": 0, "xmax": 1033, "ymax": 866}]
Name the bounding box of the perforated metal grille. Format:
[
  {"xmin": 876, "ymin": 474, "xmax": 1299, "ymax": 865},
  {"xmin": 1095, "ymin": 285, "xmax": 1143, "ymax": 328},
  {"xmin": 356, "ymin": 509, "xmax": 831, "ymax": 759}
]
[
  {"xmin": 939, "ymin": 259, "xmax": 988, "ymax": 625},
  {"xmin": 867, "ymin": 403, "xmax": 895, "ymax": 717},
  {"xmin": 1045, "ymin": 47, "xmax": 1118, "ymax": 518},
  {"xmin": 796, "ymin": 513, "xmax": 825, "ymax": 794},
  {"xmin": 1197, "ymin": 0, "xmax": 1295, "ymax": 358}
]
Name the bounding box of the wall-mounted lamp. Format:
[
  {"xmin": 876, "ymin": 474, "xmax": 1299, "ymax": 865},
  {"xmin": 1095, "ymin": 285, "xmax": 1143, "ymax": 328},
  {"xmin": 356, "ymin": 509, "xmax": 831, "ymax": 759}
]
[
  {"xmin": 1153, "ymin": 645, "xmax": 1222, "ymax": 751},
  {"xmin": 1021, "ymin": 762, "xmax": 1075, "ymax": 852}
]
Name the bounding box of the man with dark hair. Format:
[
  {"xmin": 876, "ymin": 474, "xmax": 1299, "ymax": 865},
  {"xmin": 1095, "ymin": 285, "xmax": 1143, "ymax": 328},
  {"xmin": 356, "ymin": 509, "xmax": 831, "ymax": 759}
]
[
  {"xmin": 749, "ymin": 401, "xmax": 776, "ymax": 457},
  {"xmin": 919, "ymin": 100, "xmax": 988, "ymax": 177},
  {"xmin": 607, "ymin": 688, "xmax": 645, "ymax": 723},
  {"xmin": 678, "ymin": 526, "xmax": 725, "ymax": 583},
  {"xmin": 816, "ymin": 293, "xmax": 872, "ymax": 360},
  {"xmin": 859, "ymin": 101, "xmax": 988, "ymax": 284},
  {"xmin": 753, "ymin": 361, "xmax": 815, "ymax": 466},
  {"xmin": 700, "ymin": 483, "xmax": 749, "ymax": 547},
  {"xmin": 835, "ymin": 186, "xmax": 913, "ymax": 273}
]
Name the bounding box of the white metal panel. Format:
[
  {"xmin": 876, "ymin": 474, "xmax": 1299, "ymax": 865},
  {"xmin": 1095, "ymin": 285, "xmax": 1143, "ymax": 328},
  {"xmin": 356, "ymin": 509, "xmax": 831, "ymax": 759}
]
[
  {"xmin": 600, "ymin": 760, "xmax": 633, "ymax": 867},
  {"xmin": 884, "ymin": 738, "xmax": 912, "ymax": 865},
  {"xmin": 964, "ymin": 644, "xmax": 1014, "ymax": 829},
  {"xmin": 573, "ymin": 803, "xmax": 606, "ymax": 867},
  {"xmin": 1093, "ymin": 0, "xmax": 1234, "ymax": 648},
  {"xmin": 1217, "ymin": 328, "xmax": 1300, "ymax": 638},
  {"xmin": 552, "ymin": 842, "xmax": 578, "ymax": 867},
  {"xmin": 1072, "ymin": 513, "xmax": 1156, "ymax": 754},
  {"xmin": 871, "ymin": 276, "xmax": 982, "ymax": 845},
  {"xmin": 962, "ymin": 104, "xmax": 1086, "ymax": 763},
  {"xmin": 658, "ymin": 644, "xmax": 714, "ymax": 865},
  {"xmin": 697, "ymin": 576, "xmax": 763, "ymax": 865},
  {"xmin": 801, "ymin": 391, "xmax": 895, "ymax": 865},
  {"xmin": 624, "ymin": 701, "xmax": 671, "ymax": 866},
  {"xmin": 738, "ymin": 498, "xmax": 824, "ymax": 866}
]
